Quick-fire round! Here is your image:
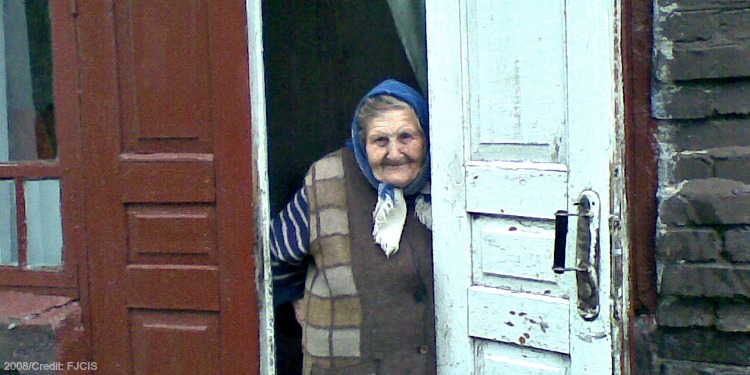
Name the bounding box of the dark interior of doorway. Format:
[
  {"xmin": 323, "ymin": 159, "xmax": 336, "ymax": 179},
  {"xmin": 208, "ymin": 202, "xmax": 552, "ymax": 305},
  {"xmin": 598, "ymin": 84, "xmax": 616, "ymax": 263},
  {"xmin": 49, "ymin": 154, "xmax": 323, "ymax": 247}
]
[{"xmin": 262, "ymin": 2, "xmax": 420, "ymax": 373}]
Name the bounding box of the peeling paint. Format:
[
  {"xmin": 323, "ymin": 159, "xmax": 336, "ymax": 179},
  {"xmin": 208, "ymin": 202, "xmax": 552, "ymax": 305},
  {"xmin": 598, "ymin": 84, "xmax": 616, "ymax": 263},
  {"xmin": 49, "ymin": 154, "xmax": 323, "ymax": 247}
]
[
  {"xmin": 651, "ymin": 84, "xmax": 680, "ymax": 119},
  {"xmin": 653, "ymin": 4, "xmax": 678, "ymax": 61},
  {"xmin": 539, "ymin": 320, "xmax": 549, "ymax": 333},
  {"xmin": 513, "ymin": 59, "xmax": 523, "ymax": 140},
  {"xmin": 657, "ymin": 123, "xmax": 679, "ymax": 200},
  {"xmin": 552, "ymin": 136, "xmax": 562, "ymax": 161}
]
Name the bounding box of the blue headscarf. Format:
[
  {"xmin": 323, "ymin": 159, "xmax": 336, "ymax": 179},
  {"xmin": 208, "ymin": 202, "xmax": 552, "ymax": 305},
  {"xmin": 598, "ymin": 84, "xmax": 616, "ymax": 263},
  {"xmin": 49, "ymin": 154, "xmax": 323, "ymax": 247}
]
[
  {"xmin": 348, "ymin": 79, "xmax": 432, "ymax": 256},
  {"xmin": 350, "ymin": 79, "xmax": 430, "ymax": 197}
]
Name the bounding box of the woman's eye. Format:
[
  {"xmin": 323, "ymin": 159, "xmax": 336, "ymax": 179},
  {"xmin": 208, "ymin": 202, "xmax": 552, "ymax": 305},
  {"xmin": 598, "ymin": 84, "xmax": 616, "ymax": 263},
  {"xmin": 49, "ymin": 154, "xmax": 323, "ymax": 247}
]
[
  {"xmin": 399, "ymin": 133, "xmax": 415, "ymax": 142},
  {"xmin": 373, "ymin": 137, "xmax": 388, "ymax": 146}
]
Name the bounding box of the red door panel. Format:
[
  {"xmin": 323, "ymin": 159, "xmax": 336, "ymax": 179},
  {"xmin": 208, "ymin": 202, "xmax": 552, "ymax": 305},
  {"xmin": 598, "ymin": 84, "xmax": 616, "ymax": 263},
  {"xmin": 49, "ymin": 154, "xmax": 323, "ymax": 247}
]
[
  {"xmin": 130, "ymin": 310, "xmax": 220, "ymax": 374},
  {"xmin": 78, "ymin": 1, "xmax": 258, "ymax": 373},
  {"xmin": 117, "ymin": 0, "xmax": 212, "ymax": 154},
  {"xmin": 126, "ymin": 204, "xmax": 217, "ymax": 262}
]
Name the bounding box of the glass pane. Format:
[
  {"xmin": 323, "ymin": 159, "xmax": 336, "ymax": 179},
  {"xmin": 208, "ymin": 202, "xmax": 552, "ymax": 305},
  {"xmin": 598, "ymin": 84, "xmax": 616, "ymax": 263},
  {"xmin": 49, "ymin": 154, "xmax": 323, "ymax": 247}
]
[
  {"xmin": 25, "ymin": 179, "xmax": 62, "ymax": 268},
  {"xmin": 0, "ymin": 0, "xmax": 55, "ymax": 162},
  {"xmin": 0, "ymin": 179, "xmax": 17, "ymax": 265}
]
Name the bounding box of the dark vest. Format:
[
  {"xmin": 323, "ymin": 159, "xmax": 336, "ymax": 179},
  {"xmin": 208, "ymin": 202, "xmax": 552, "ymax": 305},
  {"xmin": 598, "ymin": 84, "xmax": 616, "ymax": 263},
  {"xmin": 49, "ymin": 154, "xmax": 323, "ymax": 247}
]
[{"xmin": 299, "ymin": 148, "xmax": 435, "ymax": 375}]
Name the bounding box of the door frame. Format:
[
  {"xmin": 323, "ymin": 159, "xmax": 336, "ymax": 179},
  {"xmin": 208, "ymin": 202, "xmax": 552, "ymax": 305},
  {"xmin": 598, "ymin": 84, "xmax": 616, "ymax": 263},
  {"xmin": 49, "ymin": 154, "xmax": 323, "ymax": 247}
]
[
  {"xmin": 425, "ymin": 0, "xmax": 629, "ymax": 373},
  {"xmin": 245, "ymin": 0, "xmax": 275, "ymax": 374},
  {"xmin": 247, "ymin": 0, "xmax": 633, "ymax": 373}
]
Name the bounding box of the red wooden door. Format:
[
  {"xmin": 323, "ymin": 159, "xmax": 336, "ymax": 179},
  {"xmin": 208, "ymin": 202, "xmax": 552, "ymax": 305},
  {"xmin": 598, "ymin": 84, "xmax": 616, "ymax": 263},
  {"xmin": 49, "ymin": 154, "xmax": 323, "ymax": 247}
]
[{"xmin": 77, "ymin": 1, "xmax": 258, "ymax": 373}]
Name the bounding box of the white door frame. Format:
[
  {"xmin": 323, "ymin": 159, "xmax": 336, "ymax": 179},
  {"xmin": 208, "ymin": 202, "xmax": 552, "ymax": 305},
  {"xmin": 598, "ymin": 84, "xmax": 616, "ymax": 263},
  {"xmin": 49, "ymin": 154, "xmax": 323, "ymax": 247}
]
[
  {"xmin": 426, "ymin": 0, "xmax": 629, "ymax": 373},
  {"xmin": 245, "ymin": 0, "xmax": 275, "ymax": 374},
  {"xmin": 247, "ymin": 0, "xmax": 630, "ymax": 373}
]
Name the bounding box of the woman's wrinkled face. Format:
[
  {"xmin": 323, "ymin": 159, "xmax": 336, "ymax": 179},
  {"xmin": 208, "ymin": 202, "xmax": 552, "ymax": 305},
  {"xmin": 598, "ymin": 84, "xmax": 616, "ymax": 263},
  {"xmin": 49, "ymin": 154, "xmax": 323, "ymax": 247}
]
[{"xmin": 365, "ymin": 108, "xmax": 425, "ymax": 188}]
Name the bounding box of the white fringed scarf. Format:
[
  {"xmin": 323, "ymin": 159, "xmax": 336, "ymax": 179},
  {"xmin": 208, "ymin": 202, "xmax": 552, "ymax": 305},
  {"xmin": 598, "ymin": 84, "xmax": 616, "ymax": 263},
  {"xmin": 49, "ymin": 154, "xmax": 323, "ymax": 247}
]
[{"xmin": 372, "ymin": 183, "xmax": 432, "ymax": 257}]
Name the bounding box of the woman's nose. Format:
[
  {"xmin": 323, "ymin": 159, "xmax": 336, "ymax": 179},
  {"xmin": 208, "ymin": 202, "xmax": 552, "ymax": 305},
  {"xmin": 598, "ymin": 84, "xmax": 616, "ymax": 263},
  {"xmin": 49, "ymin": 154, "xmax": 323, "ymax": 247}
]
[{"xmin": 386, "ymin": 142, "xmax": 402, "ymax": 158}]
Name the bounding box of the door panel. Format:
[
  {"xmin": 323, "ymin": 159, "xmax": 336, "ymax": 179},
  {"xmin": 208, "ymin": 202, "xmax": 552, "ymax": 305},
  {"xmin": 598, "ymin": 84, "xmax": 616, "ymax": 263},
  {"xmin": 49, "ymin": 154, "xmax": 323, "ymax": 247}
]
[
  {"xmin": 124, "ymin": 265, "xmax": 220, "ymax": 310},
  {"xmin": 479, "ymin": 341, "xmax": 569, "ymax": 375},
  {"xmin": 78, "ymin": 1, "xmax": 258, "ymax": 373},
  {"xmin": 428, "ymin": 0, "xmax": 620, "ymax": 373},
  {"xmin": 468, "ymin": 286, "xmax": 569, "ymax": 354},
  {"xmin": 126, "ymin": 204, "xmax": 217, "ymax": 262},
  {"xmin": 120, "ymin": 159, "xmax": 216, "ymax": 202},
  {"xmin": 117, "ymin": 0, "xmax": 212, "ymax": 153},
  {"xmin": 467, "ymin": 0, "xmax": 567, "ymax": 164},
  {"xmin": 130, "ymin": 310, "xmax": 220, "ymax": 374},
  {"xmin": 466, "ymin": 162, "xmax": 567, "ymax": 218},
  {"xmin": 472, "ymin": 217, "xmax": 565, "ymax": 294}
]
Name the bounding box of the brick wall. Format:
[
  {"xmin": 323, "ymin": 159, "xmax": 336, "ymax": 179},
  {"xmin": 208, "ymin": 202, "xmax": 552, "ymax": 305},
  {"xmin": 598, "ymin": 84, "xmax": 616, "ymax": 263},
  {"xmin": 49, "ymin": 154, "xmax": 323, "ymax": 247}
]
[{"xmin": 651, "ymin": 0, "xmax": 750, "ymax": 373}]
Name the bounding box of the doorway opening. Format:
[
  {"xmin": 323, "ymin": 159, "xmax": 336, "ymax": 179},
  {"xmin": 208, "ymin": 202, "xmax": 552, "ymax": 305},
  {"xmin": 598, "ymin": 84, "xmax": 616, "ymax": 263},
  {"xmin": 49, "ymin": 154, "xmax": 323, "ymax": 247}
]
[{"xmin": 260, "ymin": 1, "xmax": 425, "ymax": 373}]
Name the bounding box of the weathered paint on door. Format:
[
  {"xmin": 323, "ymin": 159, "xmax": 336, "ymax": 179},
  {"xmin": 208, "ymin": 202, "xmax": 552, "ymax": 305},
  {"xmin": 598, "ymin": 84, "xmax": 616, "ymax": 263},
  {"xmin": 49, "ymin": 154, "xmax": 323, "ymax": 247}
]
[
  {"xmin": 427, "ymin": 0, "xmax": 622, "ymax": 373},
  {"xmin": 78, "ymin": 1, "xmax": 258, "ymax": 373}
]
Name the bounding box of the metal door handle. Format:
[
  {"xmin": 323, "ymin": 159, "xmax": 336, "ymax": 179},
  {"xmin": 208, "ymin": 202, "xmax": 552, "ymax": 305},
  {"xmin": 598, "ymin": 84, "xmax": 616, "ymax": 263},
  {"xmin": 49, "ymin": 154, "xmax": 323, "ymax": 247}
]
[
  {"xmin": 552, "ymin": 191, "xmax": 601, "ymax": 320},
  {"xmin": 552, "ymin": 211, "xmax": 589, "ymax": 273},
  {"xmin": 553, "ymin": 211, "xmax": 574, "ymax": 273}
]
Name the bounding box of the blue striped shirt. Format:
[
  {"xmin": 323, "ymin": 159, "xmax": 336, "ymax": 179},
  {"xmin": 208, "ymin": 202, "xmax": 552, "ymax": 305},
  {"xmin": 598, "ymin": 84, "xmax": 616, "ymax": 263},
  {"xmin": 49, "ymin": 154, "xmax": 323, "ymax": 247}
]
[{"xmin": 270, "ymin": 187, "xmax": 311, "ymax": 306}]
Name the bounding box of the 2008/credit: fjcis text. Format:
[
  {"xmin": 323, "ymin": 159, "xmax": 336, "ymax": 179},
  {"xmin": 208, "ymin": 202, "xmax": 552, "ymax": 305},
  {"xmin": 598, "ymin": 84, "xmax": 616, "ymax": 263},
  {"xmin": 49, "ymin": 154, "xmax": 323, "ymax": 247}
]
[{"xmin": 3, "ymin": 361, "xmax": 98, "ymax": 372}]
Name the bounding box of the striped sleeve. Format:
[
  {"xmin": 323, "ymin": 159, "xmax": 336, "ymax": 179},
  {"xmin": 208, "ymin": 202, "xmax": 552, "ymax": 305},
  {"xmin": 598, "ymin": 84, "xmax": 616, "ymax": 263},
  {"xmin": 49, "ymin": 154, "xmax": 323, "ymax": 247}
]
[{"xmin": 270, "ymin": 187, "xmax": 310, "ymax": 306}]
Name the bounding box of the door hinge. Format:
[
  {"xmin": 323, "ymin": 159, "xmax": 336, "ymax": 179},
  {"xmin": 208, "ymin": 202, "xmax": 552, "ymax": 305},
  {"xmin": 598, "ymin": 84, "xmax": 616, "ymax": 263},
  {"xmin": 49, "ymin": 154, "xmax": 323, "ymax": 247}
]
[{"xmin": 70, "ymin": 0, "xmax": 78, "ymax": 17}]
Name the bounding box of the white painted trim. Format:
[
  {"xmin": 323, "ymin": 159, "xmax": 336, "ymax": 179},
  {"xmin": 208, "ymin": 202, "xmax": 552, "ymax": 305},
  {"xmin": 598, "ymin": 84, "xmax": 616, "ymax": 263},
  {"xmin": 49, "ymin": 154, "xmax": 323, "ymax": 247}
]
[
  {"xmin": 565, "ymin": 0, "xmax": 623, "ymax": 373},
  {"xmin": 466, "ymin": 160, "xmax": 568, "ymax": 172},
  {"xmin": 611, "ymin": 1, "xmax": 631, "ymax": 372},
  {"xmin": 245, "ymin": 1, "xmax": 275, "ymax": 374},
  {"xmin": 425, "ymin": 1, "xmax": 473, "ymax": 374}
]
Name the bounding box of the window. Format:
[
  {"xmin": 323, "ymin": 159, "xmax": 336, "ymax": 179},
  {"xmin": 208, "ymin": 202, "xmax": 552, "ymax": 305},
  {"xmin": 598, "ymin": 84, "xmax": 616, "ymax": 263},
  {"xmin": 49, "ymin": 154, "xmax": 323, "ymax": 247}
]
[{"xmin": 0, "ymin": 0, "xmax": 80, "ymax": 291}]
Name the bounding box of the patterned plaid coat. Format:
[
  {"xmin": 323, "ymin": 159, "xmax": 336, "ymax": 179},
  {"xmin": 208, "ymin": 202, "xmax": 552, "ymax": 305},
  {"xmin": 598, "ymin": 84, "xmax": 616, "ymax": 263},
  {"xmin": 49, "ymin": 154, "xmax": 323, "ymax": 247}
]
[{"xmin": 297, "ymin": 148, "xmax": 435, "ymax": 375}]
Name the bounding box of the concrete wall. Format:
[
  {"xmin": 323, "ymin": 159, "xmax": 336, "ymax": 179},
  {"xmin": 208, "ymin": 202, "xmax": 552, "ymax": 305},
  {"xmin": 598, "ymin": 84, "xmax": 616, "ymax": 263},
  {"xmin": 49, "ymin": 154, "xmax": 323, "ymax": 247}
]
[
  {"xmin": 650, "ymin": 0, "xmax": 750, "ymax": 373},
  {"xmin": 0, "ymin": 292, "xmax": 87, "ymax": 375}
]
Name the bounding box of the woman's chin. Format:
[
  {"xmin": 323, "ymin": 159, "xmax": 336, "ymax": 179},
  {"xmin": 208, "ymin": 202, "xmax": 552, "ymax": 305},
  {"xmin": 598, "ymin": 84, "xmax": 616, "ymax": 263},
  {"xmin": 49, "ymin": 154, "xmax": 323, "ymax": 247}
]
[
  {"xmin": 374, "ymin": 168, "xmax": 421, "ymax": 188},
  {"xmin": 381, "ymin": 176, "xmax": 415, "ymax": 188}
]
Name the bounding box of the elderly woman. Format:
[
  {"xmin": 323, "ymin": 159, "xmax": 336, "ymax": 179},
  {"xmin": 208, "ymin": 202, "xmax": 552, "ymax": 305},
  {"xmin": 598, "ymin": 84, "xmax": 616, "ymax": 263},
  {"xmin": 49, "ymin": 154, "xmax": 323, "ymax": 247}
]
[{"xmin": 271, "ymin": 79, "xmax": 435, "ymax": 374}]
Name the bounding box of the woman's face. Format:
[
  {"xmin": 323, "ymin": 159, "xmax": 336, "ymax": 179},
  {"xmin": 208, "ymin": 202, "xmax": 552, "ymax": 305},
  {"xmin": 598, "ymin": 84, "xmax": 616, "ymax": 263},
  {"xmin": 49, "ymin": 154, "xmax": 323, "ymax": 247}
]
[{"xmin": 365, "ymin": 108, "xmax": 425, "ymax": 188}]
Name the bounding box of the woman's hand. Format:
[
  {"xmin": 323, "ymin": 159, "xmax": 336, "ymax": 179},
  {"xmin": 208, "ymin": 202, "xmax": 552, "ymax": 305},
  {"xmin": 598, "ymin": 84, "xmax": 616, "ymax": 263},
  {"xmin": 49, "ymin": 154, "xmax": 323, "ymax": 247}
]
[{"xmin": 292, "ymin": 298, "xmax": 306, "ymax": 327}]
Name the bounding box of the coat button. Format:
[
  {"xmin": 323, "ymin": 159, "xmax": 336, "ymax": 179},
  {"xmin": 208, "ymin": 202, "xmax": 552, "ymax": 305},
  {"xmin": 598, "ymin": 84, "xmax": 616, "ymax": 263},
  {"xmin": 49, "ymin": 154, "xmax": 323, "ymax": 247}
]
[{"xmin": 418, "ymin": 345, "xmax": 429, "ymax": 354}]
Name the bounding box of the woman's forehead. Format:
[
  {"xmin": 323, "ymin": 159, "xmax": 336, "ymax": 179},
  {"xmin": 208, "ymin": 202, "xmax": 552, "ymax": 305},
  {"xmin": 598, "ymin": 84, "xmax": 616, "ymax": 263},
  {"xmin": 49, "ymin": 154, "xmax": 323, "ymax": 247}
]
[{"xmin": 368, "ymin": 108, "xmax": 421, "ymax": 130}]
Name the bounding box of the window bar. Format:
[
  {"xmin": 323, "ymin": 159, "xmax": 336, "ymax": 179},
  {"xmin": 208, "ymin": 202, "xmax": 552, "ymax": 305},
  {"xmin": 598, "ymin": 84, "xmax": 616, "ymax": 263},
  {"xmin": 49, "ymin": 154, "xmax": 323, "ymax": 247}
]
[{"xmin": 15, "ymin": 177, "xmax": 27, "ymax": 268}]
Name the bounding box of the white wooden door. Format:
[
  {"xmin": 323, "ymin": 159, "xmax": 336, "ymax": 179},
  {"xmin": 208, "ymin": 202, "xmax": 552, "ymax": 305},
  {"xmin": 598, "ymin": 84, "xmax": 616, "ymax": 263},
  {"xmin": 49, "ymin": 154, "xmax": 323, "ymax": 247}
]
[{"xmin": 427, "ymin": 0, "xmax": 622, "ymax": 374}]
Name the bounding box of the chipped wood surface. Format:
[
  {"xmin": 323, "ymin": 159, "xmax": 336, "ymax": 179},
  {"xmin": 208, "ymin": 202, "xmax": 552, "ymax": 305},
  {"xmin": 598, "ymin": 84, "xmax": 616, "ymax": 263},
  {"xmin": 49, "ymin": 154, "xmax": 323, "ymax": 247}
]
[{"xmin": 428, "ymin": 0, "xmax": 623, "ymax": 373}]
